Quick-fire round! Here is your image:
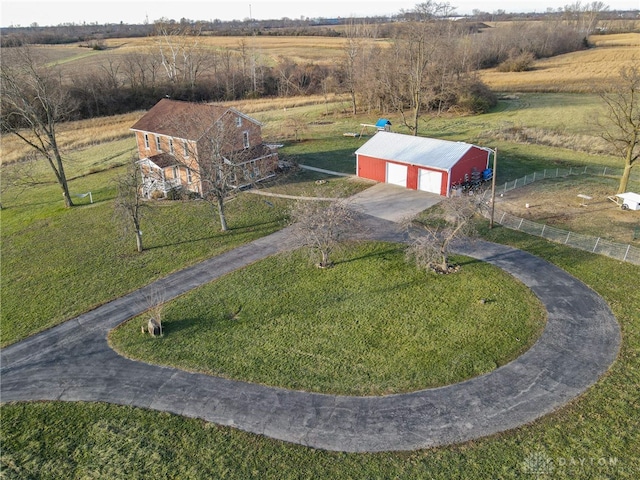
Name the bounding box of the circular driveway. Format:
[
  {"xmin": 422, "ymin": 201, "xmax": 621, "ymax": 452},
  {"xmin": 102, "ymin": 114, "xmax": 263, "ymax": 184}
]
[{"xmin": 0, "ymin": 212, "xmax": 620, "ymax": 452}]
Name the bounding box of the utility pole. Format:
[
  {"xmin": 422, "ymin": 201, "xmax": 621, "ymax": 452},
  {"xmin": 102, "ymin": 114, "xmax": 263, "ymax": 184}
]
[{"xmin": 490, "ymin": 147, "xmax": 498, "ymax": 229}]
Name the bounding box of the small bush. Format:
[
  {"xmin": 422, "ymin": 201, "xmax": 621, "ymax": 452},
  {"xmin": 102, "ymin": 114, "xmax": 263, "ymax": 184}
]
[
  {"xmin": 455, "ymin": 79, "xmax": 498, "ymax": 114},
  {"xmin": 497, "ymin": 51, "xmax": 537, "ymax": 73}
]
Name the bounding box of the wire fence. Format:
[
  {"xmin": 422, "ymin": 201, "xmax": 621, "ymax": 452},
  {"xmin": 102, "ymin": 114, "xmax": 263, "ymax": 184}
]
[
  {"xmin": 497, "ymin": 165, "xmax": 640, "ymax": 195},
  {"xmin": 483, "ymin": 164, "xmax": 640, "ymax": 265},
  {"xmin": 490, "ymin": 209, "xmax": 640, "ymax": 265}
]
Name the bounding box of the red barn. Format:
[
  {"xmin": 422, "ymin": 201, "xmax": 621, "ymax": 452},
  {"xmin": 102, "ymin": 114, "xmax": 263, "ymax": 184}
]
[{"xmin": 355, "ymin": 132, "xmax": 490, "ymax": 196}]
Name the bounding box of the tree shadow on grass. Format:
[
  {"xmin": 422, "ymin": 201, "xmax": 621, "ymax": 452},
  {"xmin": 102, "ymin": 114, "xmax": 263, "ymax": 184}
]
[
  {"xmin": 333, "ymin": 245, "xmax": 404, "ymax": 266},
  {"xmin": 145, "ymin": 218, "xmax": 283, "ymax": 251}
]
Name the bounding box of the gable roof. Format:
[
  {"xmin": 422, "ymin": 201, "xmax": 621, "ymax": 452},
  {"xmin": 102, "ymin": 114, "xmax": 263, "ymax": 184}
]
[
  {"xmin": 355, "ymin": 131, "xmax": 479, "ymax": 171},
  {"xmin": 130, "ymin": 98, "xmax": 262, "ymax": 141}
]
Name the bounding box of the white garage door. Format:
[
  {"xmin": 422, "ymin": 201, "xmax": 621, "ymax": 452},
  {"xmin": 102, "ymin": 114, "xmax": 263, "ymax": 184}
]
[
  {"xmin": 386, "ymin": 162, "xmax": 407, "ymax": 187},
  {"xmin": 418, "ymin": 169, "xmax": 443, "ymax": 194}
]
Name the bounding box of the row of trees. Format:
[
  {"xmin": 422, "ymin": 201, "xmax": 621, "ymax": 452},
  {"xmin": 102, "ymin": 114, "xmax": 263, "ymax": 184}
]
[{"xmin": 2, "ymin": 2, "xmax": 637, "ymax": 219}]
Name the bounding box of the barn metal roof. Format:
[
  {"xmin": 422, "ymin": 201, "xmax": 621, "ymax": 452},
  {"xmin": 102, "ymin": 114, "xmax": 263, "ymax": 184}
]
[{"xmin": 355, "ymin": 131, "xmax": 476, "ymax": 171}]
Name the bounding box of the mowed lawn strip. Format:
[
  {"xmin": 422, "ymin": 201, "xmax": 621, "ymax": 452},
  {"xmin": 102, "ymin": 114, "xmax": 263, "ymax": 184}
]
[{"xmin": 109, "ymin": 242, "xmax": 546, "ymax": 395}]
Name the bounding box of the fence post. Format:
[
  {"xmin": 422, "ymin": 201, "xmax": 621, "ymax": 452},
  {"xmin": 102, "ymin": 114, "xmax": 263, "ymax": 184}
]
[
  {"xmin": 544, "ymin": 169, "xmax": 546, "ymax": 178},
  {"xmin": 500, "ymin": 212, "xmax": 506, "ymax": 223},
  {"xmin": 541, "ymin": 224, "xmax": 546, "ymax": 236},
  {"xmin": 565, "ymin": 232, "xmax": 571, "ymax": 244},
  {"xmin": 603, "ymin": 167, "xmax": 607, "ymax": 176},
  {"xmin": 593, "ymin": 238, "xmax": 600, "ymax": 253},
  {"xmin": 624, "ymin": 245, "xmax": 631, "ymax": 261},
  {"xmin": 518, "ymin": 218, "xmax": 524, "ymax": 230},
  {"xmin": 556, "ymin": 168, "xmax": 559, "ymax": 177}
]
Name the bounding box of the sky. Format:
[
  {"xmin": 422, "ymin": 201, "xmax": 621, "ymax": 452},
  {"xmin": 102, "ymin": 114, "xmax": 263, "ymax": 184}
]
[{"xmin": 1, "ymin": 0, "xmax": 639, "ymax": 28}]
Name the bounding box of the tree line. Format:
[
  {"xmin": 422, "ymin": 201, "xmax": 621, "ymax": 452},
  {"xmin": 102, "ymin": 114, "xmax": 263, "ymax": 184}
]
[
  {"xmin": 2, "ymin": 9, "xmax": 595, "ymax": 123},
  {"xmin": 3, "ymin": 1, "xmax": 636, "ymax": 213}
]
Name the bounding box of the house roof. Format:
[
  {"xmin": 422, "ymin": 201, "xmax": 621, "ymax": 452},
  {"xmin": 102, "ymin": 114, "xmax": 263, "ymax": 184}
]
[
  {"xmin": 130, "ymin": 98, "xmax": 262, "ymax": 141},
  {"xmin": 355, "ymin": 131, "xmax": 480, "ymax": 171}
]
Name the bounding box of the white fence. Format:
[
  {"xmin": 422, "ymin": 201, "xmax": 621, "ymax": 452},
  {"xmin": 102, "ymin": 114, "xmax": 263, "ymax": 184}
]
[
  {"xmin": 491, "ymin": 209, "xmax": 640, "ymax": 265},
  {"xmin": 498, "ymin": 165, "xmax": 640, "ymax": 195},
  {"xmin": 487, "ymin": 165, "xmax": 640, "ymax": 265}
]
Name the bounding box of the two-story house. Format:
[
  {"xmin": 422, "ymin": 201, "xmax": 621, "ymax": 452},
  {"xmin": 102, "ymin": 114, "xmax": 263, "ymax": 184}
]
[{"xmin": 130, "ymin": 98, "xmax": 278, "ymax": 198}]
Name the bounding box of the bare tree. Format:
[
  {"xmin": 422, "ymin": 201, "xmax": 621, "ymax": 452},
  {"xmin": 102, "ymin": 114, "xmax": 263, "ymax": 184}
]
[
  {"xmin": 342, "ymin": 19, "xmax": 364, "ymax": 115},
  {"xmin": 563, "ymin": 1, "xmax": 609, "ymax": 36},
  {"xmin": 403, "ymin": 196, "xmax": 481, "ymax": 274},
  {"xmin": 0, "ymin": 46, "xmax": 76, "ymax": 207},
  {"xmin": 174, "ymin": 109, "xmax": 252, "ymax": 232},
  {"xmin": 154, "ymin": 17, "xmax": 213, "ymax": 88},
  {"xmin": 289, "ymin": 199, "xmax": 357, "ymax": 268},
  {"xmin": 114, "ymin": 159, "xmax": 146, "ymax": 252},
  {"xmin": 599, "ymin": 65, "xmax": 640, "ymax": 194},
  {"xmin": 379, "ymin": 2, "xmax": 457, "ymax": 135}
]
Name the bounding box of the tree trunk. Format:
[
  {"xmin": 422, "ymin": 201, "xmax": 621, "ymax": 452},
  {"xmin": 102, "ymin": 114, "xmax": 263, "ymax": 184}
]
[
  {"xmin": 51, "ymin": 133, "xmax": 74, "ymax": 207},
  {"xmin": 135, "ymin": 231, "xmax": 144, "ymax": 253},
  {"xmin": 320, "ymin": 250, "xmax": 330, "ymax": 268},
  {"xmin": 217, "ymin": 196, "xmax": 228, "ymax": 232},
  {"xmin": 617, "ymin": 164, "xmax": 632, "ymax": 194}
]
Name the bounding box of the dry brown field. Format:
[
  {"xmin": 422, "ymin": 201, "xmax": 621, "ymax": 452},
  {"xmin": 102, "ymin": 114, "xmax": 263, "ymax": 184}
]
[
  {"xmin": 495, "ymin": 175, "xmax": 640, "ymax": 244},
  {"xmin": 479, "ymin": 32, "xmax": 640, "ymax": 92},
  {"xmin": 31, "ymin": 35, "xmax": 362, "ymax": 72}
]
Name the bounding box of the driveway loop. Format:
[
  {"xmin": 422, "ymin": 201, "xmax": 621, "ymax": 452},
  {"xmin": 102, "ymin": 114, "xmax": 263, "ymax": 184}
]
[{"xmin": 1, "ymin": 202, "xmax": 620, "ymax": 452}]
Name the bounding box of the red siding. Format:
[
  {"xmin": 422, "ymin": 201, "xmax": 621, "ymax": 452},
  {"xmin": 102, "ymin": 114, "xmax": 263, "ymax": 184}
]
[
  {"xmin": 357, "ymin": 155, "xmax": 387, "ymax": 182},
  {"xmin": 358, "ymin": 146, "xmax": 488, "ymax": 197},
  {"xmin": 440, "ymin": 170, "xmax": 449, "ymax": 196},
  {"xmin": 449, "ymin": 146, "xmax": 489, "ymax": 191},
  {"xmin": 407, "ymin": 165, "xmax": 418, "ymax": 190}
]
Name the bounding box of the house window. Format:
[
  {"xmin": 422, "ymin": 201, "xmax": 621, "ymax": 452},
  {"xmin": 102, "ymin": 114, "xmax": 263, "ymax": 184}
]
[
  {"xmin": 169, "ymin": 138, "xmax": 174, "ymax": 155},
  {"xmin": 144, "ymin": 133, "xmax": 150, "ymax": 149},
  {"xmin": 172, "ymin": 166, "xmax": 179, "ymax": 180},
  {"xmin": 155, "ymin": 135, "xmax": 162, "ymax": 151},
  {"xmin": 186, "ymin": 168, "xmax": 193, "ymax": 184},
  {"xmin": 243, "ymin": 131, "xmax": 250, "ymax": 149},
  {"xmin": 236, "ymin": 116, "xmax": 242, "ymax": 127},
  {"xmin": 183, "ymin": 140, "xmax": 189, "ymax": 157}
]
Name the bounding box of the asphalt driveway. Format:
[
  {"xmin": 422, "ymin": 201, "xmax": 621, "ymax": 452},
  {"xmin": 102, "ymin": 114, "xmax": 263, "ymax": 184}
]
[{"xmin": 0, "ymin": 188, "xmax": 621, "ymax": 452}]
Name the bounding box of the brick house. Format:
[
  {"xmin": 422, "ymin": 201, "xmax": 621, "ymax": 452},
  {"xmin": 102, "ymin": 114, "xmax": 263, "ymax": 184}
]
[{"xmin": 130, "ymin": 98, "xmax": 278, "ymax": 198}]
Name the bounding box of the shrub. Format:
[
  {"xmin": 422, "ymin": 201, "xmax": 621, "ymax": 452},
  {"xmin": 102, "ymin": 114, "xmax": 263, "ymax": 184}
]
[{"xmin": 497, "ymin": 51, "xmax": 537, "ymax": 73}]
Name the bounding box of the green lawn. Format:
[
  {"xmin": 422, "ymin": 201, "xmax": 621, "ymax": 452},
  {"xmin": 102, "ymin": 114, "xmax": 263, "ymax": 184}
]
[
  {"xmin": 2, "ymin": 231, "xmax": 638, "ymax": 479},
  {"xmin": 110, "ymin": 242, "xmax": 545, "ymax": 395},
  {"xmin": 2, "ymin": 91, "xmax": 640, "ymax": 478}
]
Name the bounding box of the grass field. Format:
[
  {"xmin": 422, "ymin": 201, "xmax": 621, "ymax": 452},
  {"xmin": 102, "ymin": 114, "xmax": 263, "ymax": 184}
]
[
  {"xmin": 496, "ymin": 175, "xmax": 640, "ymax": 244},
  {"xmin": 2, "ymin": 34, "xmax": 640, "ymax": 478},
  {"xmin": 479, "ymin": 33, "xmax": 640, "ymax": 92},
  {"xmin": 2, "ymin": 230, "xmax": 638, "ymax": 479},
  {"xmin": 109, "ymin": 243, "xmax": 545, "ymax": 395},
  {"xmin": 1, "ymin": 90, "xmax": 635, "ymax": 346}
]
